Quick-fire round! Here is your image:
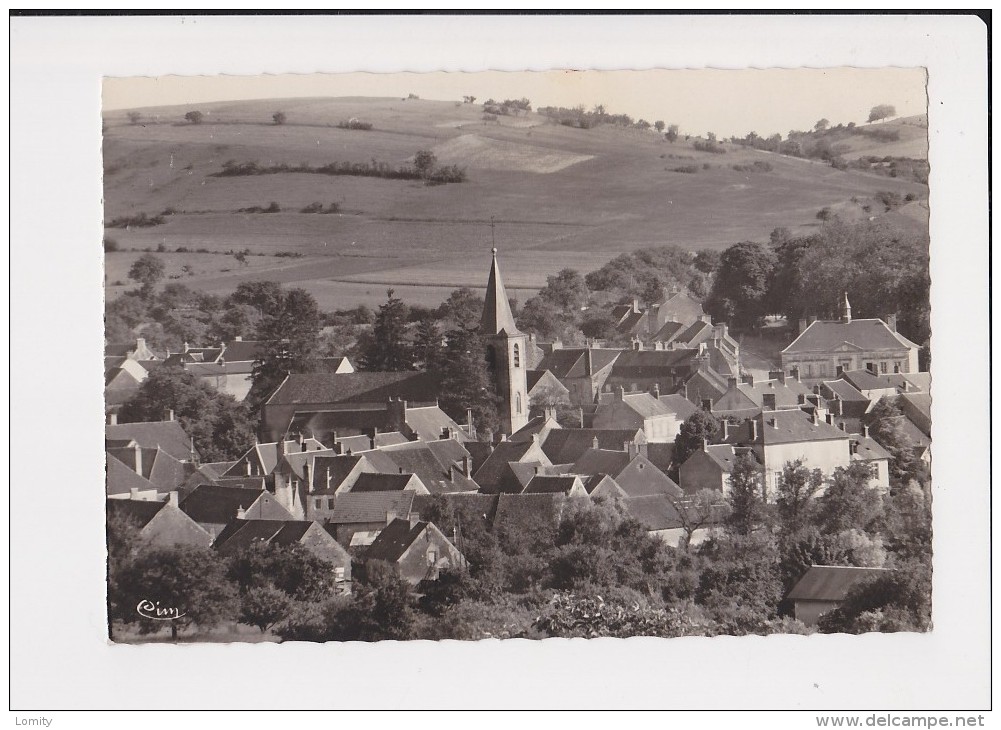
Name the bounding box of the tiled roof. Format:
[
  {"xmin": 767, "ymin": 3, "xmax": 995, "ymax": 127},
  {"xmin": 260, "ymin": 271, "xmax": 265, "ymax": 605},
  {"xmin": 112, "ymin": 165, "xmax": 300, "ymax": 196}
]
[
  {"xmin": 787, "ymin": 565, "xmax": 892, "ymax": 602},
  {"xmin": 673, "ymin": 320, "xmax": 712, "ymax": 346},
  {"xmin": 658, "ymin": 394, "xmax": 700, "ymax": 421},
  {"xmin": 581, "ymin": 474, "xmax": 626, "ymax": 497},
  {"xmin": 651, "ymin": 320, "xmax": 686, "ymax": 343},
  {"xmin": 616, "ymin": 310, "xmax": 645, "ymax": 334},
  {"xmin": 473, "ymin": 441, "xmax": 542, "ymax": 489},
  {"xmin": 610, "ymin": 348, "xmax": 698, "ymax": 379},
  {"xmin": 179, "ymin": 485, "xmax": 287, "ymax": 525},
  {"xmin": 351, "ymin": 473, "xmax": 417, "ymax": 493},
  {"xmin": 645, "ymin": 442, "xmax": 675, "ymax": 473},
  {"xmin": 266, "ymin": 372, "xmax": 441, "ymax": 406},
  {"xmin": 327, "ymin": 490, "xmax": 416, "ymax": 525},
  {"xmin": 403, "ymin": 405, "xmax": 472, "ymax": 443},
  {"xmin": 783, "ymin": 319, "xmax": 919, "ymax": 355},
  {"xmin": 213, "ymin": 519, "xmax": 294, "ymax": 551},
  {"xmin": 620, "ymin": 494, "xmax": 683, "ymax": 531},
  {"xmin": 185, "ymin": 361, "xmax": 254, "ymax": 376},
  {"xmin": 703, "ymin": 444, "xmax": 741, "ymax": 472},
  {"xmin": 105, "ymin": 453, "xmax": 159, "ymax": 496},
  {"xmin": 619, "ymin": 392, "xmax": 673, "ymax": 418},
  {"xmin": 571, "ymin": 448, "xmax": 631, "ymax": 477},
  {"xmin": 106, "ymin": 420, "xmax": 194, "ymax": 462},
  {"xmin": 199, "ymin": 461, "xmax": 237, "ymax": 479},
  {"xmin": 822, "ymin": 379, "xmax": 869, "ymax": 403},
  {"xmin": 310, "ymin": 454, "xmax": 367, "ymax": 492},
  {"xmin": 541, "ymin": 429, "xmax": 642, "ymax": 465},
  {"xmin": 535, "ymin": 349, "xmax": 620, "ymax": 379},
  {"xmin": 220, "ymin": 339, "xmax": 265, "ymax": 362},
  {"xmin": 901, "ymin": 372, "xmax": 931, "ymax": 393},
  {"xmin": 365, "ymin": 518, "xmax": 426, "ymax": 563},
  {"xmin": 842, "ymin": 369, "xmax": 901, "ymax": 393},
  {"xmin": 106, "ymin": 498, "xmax": 166, "ymax": 527}
]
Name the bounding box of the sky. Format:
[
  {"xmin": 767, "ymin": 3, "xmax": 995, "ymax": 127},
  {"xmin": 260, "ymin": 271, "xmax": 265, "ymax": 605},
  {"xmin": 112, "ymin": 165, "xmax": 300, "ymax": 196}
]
[{"xmin": 103, "ymin": 68, "xmax": 927, "ymax": 139}]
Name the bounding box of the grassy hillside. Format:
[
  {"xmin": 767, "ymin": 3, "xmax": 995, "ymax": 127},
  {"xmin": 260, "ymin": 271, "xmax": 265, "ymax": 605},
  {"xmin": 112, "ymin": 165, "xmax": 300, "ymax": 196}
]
[{"xmin": 104, "ymin": 97, "xmax": 928, "ymax": 310}]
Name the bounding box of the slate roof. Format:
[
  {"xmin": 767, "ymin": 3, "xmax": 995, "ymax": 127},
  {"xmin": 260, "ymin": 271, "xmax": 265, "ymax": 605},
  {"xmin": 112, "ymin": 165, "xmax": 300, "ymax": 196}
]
[
  {"xmin": 645, "ymin": 442, "xmax": 675, "ymax": 473},
  {"xmin": 106, "ymin": 420, "xmax": 194, "ymax": 462},
  {"xmin": 185, "ymin": 361, "xmax": 254, "ymax": 376},
  {"xmin": 213, "ymin": 519, "xmax": 312, "ymax": 552},
  {"xmin": 581, "ymin": 473, "xmax": 626, "ymax": 497},
  {"xmin": 365, "ymin": 518, "xmax": 427, "ymax": 563},
  {"xmin": 220, "ymin": 339, "xmax": 265, "ymax": 362},
  {"xmin": 351, "ymin": 472, "xmax": 418, "ymax": 493},
  {"xmin": 726, "ymin": 410, "xmax": 851, "ymax": 446},
  {"xmin": 411, "ymin": 493, "xmax": 500, "ymax": 527},
  {"xmin": 310, "ymin": 454, "xmax": 368, "ymax": 492},
  {"xmin": 526, "ymin": 369, "xmax": 561, "ymax": 392},
  {"xmin": 851, "ymin": 436, "xmax": 892, "ymax": 462},
  {"xmin": 473, "ymin": 440, "xmax": 545, "ymax": 489},
  {"xmin": 377, "ymin": 443, "xmax": 476, "ymax": 493},
  {"xmin": 509, "ymin": 415, "xmax": 560, "ymax": 444},
  {"xmin": 480, "ymin": 251, "xmax": 520, "ymax": 336},
  {"xmin": 403, "ymin": 405, "xmax": 472, "ymax": 442},
  {"xmin": 266, "ymin": 372, "xmax": 441, "ymax": 406},
  {"xmin": 703, "ymin": 444, "xmax": 741, "ymax": 472},
  {"xmin": 610, "ymin": 348, "xmax": 699, "ymax": 379},
  {"xmin": 683, "ymin": 369, "xmax": 729, "ymax": 404},
  {"xmin": 673, "ymin": 320, "xmax": 713, "ymax": 346},
  {"xmin": 822, "ymin": 379, "xmax": 870, "ymax": 403},
  {"xmin": 901, "ymin": 372, "xmax": 931, "ymax": 393},
  {"xmin": 616, "ymin": 310, "xmax": 645, "ymax": 334},
  {"xmin": 327, "ymin": 490, "xmax": 416, "ymax": 525},
  {"xmin": 179, "ymin": 485, "xmax": 281, "ymax": 525},
  {"xmin": 899, "ymin": 392, "xmax": 932, "ymax": 435},
  {"xmin": 787, "ymin": 565, "xmax": 892, "ymax": 602},
  {"xmin": 782, "ymin": 319, "xmax": 919, "ymax": 354},
  {"xmin": 523, "ymin": 475, "xmax": 582, "ymax": 495},
  {"xmin": 106, "ymin": 497, "xmax": 166, "ymax": 527},
  {"xmin": 842, "ymin": 369, "xmax": 902, "ymax": 393},
  {"xmin": 540, "ymin": 429, "xmax": 642, "ymax": 465}
]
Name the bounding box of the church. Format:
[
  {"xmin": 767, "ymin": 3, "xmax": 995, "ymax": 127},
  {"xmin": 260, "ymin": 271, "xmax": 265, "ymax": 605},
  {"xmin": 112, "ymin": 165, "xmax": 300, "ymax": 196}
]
[{"xmin": 479, "ymin": 248, "xmax": 529, "ymax": 435}]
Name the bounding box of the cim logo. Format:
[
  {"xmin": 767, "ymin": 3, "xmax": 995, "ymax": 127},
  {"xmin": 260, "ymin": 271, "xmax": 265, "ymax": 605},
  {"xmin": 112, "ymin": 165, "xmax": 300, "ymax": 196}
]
[{"xmin": 136, "ymin": 599, "xmax": 186, "ymax": 621}]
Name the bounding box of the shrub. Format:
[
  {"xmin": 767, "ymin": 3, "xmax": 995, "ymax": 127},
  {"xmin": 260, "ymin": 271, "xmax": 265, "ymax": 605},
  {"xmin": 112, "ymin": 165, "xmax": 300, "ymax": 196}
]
[
  {"xmin": 104, "ymin": 237, "xmax": 119, "ymax": 252},
  {"xmin": 301, "ymin": 202, "xmax": 324, "ymax": 214},
  {"xmin": 107, "ymin": 212, "xmax": 166, "ymax": 228},
  {"xmin": 336, "ymin": 119, "xmax": 373, "ymax": 131},
  {"xmin": 816, "ymin": 207, "xmax": 834, "ymax": 221},
  {"xmin": 672, "ymin": 165, "xmax": 700, "ymax": 174}
]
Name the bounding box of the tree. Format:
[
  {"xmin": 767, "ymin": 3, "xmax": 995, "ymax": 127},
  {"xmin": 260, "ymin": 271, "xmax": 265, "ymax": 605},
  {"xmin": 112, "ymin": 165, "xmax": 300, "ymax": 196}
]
[
  {"xmin": 672, "ymin": 410, "xmax": 722, "ymax": 472},
  {"xmin": 665, "ymin": 124, "xmax": 679, "ymax": 143},
  {"xmin": 120, "ymin": 366, "xmax": 257, "ymax": 462},
  {"xmin": 413, "ymin": 149, "xmax": 437, "ymax": 180},
  {"xmin": 127, "ymin": 111, "xmax": 142, "ymax": 125},
  {"xmin": 272, "ymin": 111, "xmax": 287, "ymax": 125},
  {"xmin": 863, "ymin": 397, "xmax": 923, "ymax": 485},
  {"xmin": 725, "ymin": 451, "xmax": 764, "ymax": 536},
  {"xmin": 867, "ymin": 104, "xmax": 896, "ymax": 124},
  {"xmin": 248, "ymin": 287, "xmax": 323, "ymax": 410},
  {"xmin": 438, "ymin": 326, "xmax": 499, "ymax": 434},
  {"xmin": 412, "ymin": 315, "xmax": 444, "ymax": 371},
  {"xmin": 128, "ymin": 253, "xmax": 165, "ymax": 298},
  {"xmin": 111, "ymin": 545, "xmax": 238, "ymax": 640},
  {"xmin": 654, "ymin": 120, "xmax": 666, "ymax": 133},
  {"xmin": 705, "ymin": 241, "xmax": 776, "ymax": 329},
  {"xmin": 227, "ymin": 541, "xmax": 337, "ymax": 602},
  {"xmin": 184, "ymin": 110, "xmax": 204, "ymax": 124},
  {"xmin": 436, "ymin": 287, "xmax": 484, "ymax": 330},
  {"xmin": 816, "ymin": 462, "xmax": 885, "ymax": 535},
  {"xmin": 814, "ymin": 118, "xmax": 829, "ymax": 132},
  {"xmin": 240, "ymin": 584, "xmax": 292, "ymax": 632},
  {"xmin": 693, "ymin": 249, "xmax": 721, "ymax": 275},
  {"xmin": 668, "ymin": 488, "xmax": 726, "ymax": 550},
  {"xmin": 775, "ymin": 459, "xmax": 824, "ymax": 537},
  {"xmin": 695, "ymin": 531, "xmax": 783, "ymax": 633},
  {"xmin": 229, "ymin": 280, "xmax": 284, "ymax": 318},
  {"xmin": 817, "ymin": 569, "xmax": 930, "ymax": 634},
  {"xmin": 516, "ymin": 296, "xmax": 566, "ymax": 342},
  {"xmin": 359, "ymin": 289, "xmax": 413, "ymax": 371},
  {"xmin": 539, "ymin": 268, "xmax": 588, "ymax": 314},
  {"xmin": 332, "ymin": 561, "xmax": 417, "ymax": 641}
]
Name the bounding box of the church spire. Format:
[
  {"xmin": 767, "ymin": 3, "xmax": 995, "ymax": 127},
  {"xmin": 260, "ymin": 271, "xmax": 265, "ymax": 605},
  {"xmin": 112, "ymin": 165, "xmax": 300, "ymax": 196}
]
[
  {"xmin": 480, "ymin": 248, "xmax": 520, "ymax": 335},
  {"xmin": 841, "ymin": 291, "xmax": 852, "ymax": 324}
]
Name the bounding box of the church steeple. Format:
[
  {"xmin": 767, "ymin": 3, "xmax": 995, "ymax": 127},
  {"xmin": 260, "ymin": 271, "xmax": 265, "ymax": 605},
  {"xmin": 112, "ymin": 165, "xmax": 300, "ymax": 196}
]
[
  {"xmin": 841, "ymin": 291, "xmax": 852, "ymax": 324},
  {"xmin": 480, "ymin": 248, "xmax": 528, "ymax": 435},
  {"xmin": 480, "ymin": 248, "xmax": 520, "ymax": 336}
]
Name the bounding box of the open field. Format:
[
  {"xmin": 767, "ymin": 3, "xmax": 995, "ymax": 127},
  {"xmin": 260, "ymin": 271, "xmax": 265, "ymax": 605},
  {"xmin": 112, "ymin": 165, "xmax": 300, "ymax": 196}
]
[{"xmin": 105, "ymin": 98, "xmax": 928, "ymax": 309}]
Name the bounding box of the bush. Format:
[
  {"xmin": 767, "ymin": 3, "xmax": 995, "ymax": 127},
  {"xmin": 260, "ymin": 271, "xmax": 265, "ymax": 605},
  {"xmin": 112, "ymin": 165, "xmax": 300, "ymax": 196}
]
[
  {"xmin": 107, "ymin": 212, "xmax": 166, "ymax": 229},
  {"xmin": 336, "ymin": 119, "xmax": 373, "ymax": 131},
  {"xmin": 104, "ymin": 237, "xmax": 119, "ymax": 252},
  {"xmin": 300, "ymin": 202, "xmax": 323, "ymax": 213},
  {"xmin": 672, "ymin": 165, "xmax": 700, "ymax": 174},
  {"xmin": 816, "ymin": 207, "xmax": 834, "ymax": 221}
]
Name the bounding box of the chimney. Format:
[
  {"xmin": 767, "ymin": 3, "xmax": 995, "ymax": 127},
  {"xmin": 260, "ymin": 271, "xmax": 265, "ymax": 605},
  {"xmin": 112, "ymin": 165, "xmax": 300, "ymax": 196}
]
[
  {"xmin": 651, "ymin": 383, "xmax": 661, "ymax": 399},
  {"xmin": 236, "ymin": 507, "xmax": 246, "ymax": 519},
  {"xmin": 702, "ymin": 438, "xmax": 709, "ymax": 452},
  {"xmin": 163, "ymin": 408, "xmax": 175, "ymax": 421},
  {"xmin": 278, "ymin": 438, "xmax": 287, "ymax": 459},
  {"xmin": 632, "ymin": 297, "xmax": 640, "ymax": 313},
  {"xmin": 167, "ymin": 491, "xmax": 178, "ymax": 507},
  {"xmin": 798, "ymin": 318, "xmax": 808, "ymax": 334},
  {"xmin": 387, "ymin": 397, "xmax": 407, "ymax": 431},
  {"xmin": 107, "ymin": 412, "xmax": 118, "ymax": 425},
  {"xmin": 832, "ymin": 397, "xmax": 843, "ymax": 416},
  {"xmin": 825, "ymin": 413, "xmax": 834, "ymax": 425},
  {"xmin": 863, "ymin": 424, "xmax": 870, "ymax": 439},
  {"xmin": 301, "ymin": 438, "xmax": 307, "ymax": 452},
  {"xmin": 808, "ymin": 315, "xmax": 818, "ymax": 326},
  {"xmin": 797, "ymin": 393, "xmax": 807, "ymax": 405},
  {"xmin": 234, "ymin": 335, "xmax": 242, "ymax": 341},
  {"xmin": 838, "ymin": 422, "xmax": 846, "ymax": 431},
  {"xmin": 614, "ymin": 386, "xmax": 625, "ymax": 401},
  {"xmin": 727, "ymin": 376, "xmax": 738, "ymax": 389},
  {"xmin": 631, "ymin": 337, "xmax": 643, "ymax": 351},
  {"xmin": 303, "ymin": 462, "xmax": 311, "ymax": 491},
  {"xmin": 811, "ymin": 409, "xmax": 819, "ymax": 426},
  {"xmin": 626, "ymin": 441, "xmax": 638, "ymax": 458},
  {"xmin": 749, "ymin": 418, "xmax": 758, "ymax": 441},
  {"xmin": 129, "ymin": 487, "xmax": 139, "ymax": 499},
  {"xmin": 543, "ymin": 404, "xmax": 557, "ymax": 422},
  {"xmin": 245, "ymin": 460, "xmax": 252, "ymax": 476},
  {"xmin": 399, "ymin": 467, "xmax": 405, "ymax": 474},
  {"xmin": 682, "ymin": 383, "xmax": 689, "ymax": 400},
  {"xmin": 790, "ymin": 366, "xmax": 801, "ymax": 382},
  {"xmin": 742, "ymin": 374, "xmax": 754, "ymax": 386},
  {"xmin": 409, "ymin": 512, "xmax": 421, "ymax": 529},
  {"xmin": 850, "ymin": 439, "xmax": 858, "ymax": 454},
  {"xmin": 721, "ymin": 420, "xmax": 730, "ymax": 440},
  {"xmin": 768, "ymin": 370, "xmax": 783, "ymax": 382},
  {"xmin": 701, "ymin": 398, "xmax": 713, "ymax": 413},
  {"xmin": 136, "ymin": 336, "xmax": 147, "ymax": 350},
  {"xmin": 324, "ymin": 466, "xmax": 331, "ymax": 490},
  {"xmin": 592, "ymin": 436, "xmax": 600, "ymax": 450},
  {"xmin": 462, "ymin": 455, "xmax": 472, "ymax": 478},
  {"xmin": 836, "ymin": 365, "xmax": 844, "ymax": 377},
  {"xmin": 622, "ymin": 441, "xmax": 631, "ymax": 454},
  {"xmin": 886, "ymin": 314, "xmax": 897, "ymax": 332},
  {"xmin": 762, "ymin": 393, "xmax": 776, "ymax": 410}
]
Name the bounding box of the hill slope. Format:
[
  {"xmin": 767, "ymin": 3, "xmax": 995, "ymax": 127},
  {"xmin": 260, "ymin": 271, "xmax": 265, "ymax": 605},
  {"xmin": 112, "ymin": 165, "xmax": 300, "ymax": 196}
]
[{"xmin": 104, "ymin": 98, "xmax": 928, "ymax": 309}]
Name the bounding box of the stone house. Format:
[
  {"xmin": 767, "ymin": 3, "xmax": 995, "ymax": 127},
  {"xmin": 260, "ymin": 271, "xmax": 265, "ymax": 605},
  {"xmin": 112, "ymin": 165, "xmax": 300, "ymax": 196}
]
[{"xmin": 364, "ymin": 517, "xmax": 466, "ymax": 584}]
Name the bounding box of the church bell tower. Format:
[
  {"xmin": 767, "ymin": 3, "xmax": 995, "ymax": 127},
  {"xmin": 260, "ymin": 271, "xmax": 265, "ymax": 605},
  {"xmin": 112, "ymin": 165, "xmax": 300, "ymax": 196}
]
[{"xmin": 480, "ymin": 248, "xmax": 529, "ymax": 435}]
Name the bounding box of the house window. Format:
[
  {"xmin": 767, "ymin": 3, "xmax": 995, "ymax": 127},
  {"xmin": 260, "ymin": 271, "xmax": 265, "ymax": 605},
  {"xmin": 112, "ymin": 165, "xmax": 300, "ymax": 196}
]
[
  {"xmin": 513, "ymin": 343, "xmax": 521, "ymax": 368},
  {"xmin": 879, "ymin": 361, "xmax": 888, "ymax": 374},
  {"xmin": 428, "ymin": 548, "xmax": 438, "ymax": 565},
  {"xmin": 894, "ymin": 362, "xmax": 902, "ymax": 373},
  {"xmin": 314, "ymin": 498, "xmax": 323, "ymax": 509},
  {"xmin": 328, "ymin": 498, "xmax": 335, "ymax": 509},
  {"xmin": 334, "ymin": 567, "xmax": 345, "ymax": 581}
]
